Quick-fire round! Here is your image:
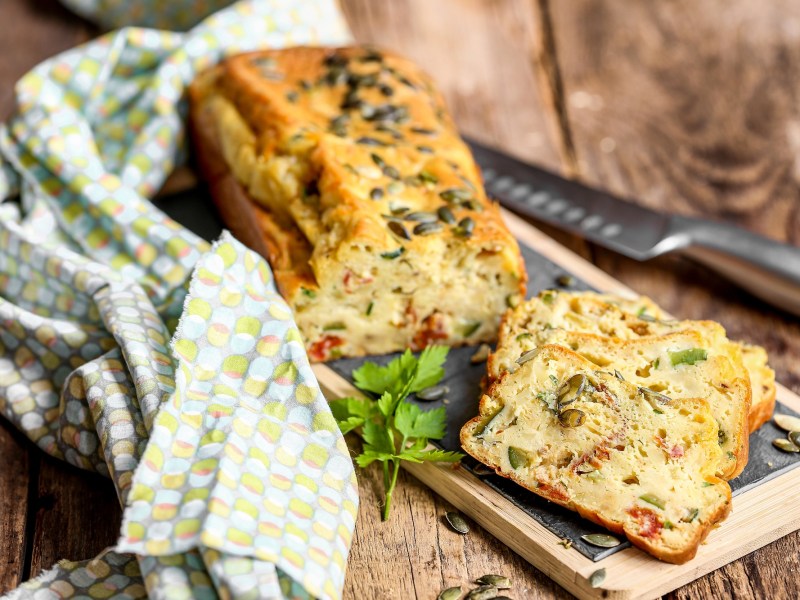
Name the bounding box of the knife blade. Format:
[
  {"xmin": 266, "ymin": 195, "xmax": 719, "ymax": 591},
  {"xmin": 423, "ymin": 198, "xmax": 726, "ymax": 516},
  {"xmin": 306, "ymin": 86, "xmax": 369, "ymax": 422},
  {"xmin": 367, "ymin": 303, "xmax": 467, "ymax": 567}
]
[{"xmin": 467, "ymin": 138, "xmax": 800, "ymax": 316}]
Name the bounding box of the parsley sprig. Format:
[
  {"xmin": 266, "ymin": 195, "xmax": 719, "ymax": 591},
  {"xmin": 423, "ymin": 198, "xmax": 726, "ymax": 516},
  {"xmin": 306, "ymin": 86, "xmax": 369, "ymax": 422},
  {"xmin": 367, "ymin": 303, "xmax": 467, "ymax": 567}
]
[{"xmin": 330, "ymin": 345, "xmax": 463, "ymax": 520}]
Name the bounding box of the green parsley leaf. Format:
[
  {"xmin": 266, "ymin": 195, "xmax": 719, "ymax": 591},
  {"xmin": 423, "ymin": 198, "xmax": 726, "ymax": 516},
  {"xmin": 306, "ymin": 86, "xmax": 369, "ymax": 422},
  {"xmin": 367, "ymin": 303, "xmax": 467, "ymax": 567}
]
[{"xmin": 331, "ymin": 345, "xmax": 464, "ymax": 520}]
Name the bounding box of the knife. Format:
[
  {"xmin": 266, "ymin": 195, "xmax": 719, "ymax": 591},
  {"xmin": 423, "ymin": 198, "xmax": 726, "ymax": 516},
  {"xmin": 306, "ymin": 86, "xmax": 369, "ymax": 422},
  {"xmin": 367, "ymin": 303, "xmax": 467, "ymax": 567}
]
[{"xmin": 467, "ymin": 138, "xmax": 800, "ymax": 316}]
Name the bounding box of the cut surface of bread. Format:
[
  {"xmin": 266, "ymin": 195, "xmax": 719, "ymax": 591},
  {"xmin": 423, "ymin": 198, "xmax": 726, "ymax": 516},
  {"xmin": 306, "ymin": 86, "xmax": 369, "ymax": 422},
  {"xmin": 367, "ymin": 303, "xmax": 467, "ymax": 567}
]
[
  {"xmin": 499, "ymin": 328, "xmax": 750, "ymax": 479},
  {"xmin": 189, "ymin": 46, "xmax": 525, "ymax": 361},
  {"xmin": 594, "ymin": 292, "xmax": 776, "ymax": 431},
  {"xmin": 490, "ymin": 290, "xmax": 771, "ymax": 435},
  {"xmin": 461, "ymin": 345, "xmax": 732, "ymax": 564}
]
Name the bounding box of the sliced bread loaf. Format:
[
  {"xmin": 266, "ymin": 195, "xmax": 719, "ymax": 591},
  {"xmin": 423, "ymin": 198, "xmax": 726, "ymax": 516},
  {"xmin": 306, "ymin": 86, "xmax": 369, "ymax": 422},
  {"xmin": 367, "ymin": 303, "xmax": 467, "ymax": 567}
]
[{"xmin": 461, "ymin": 345, "xmax": 732, "ymax": 564}]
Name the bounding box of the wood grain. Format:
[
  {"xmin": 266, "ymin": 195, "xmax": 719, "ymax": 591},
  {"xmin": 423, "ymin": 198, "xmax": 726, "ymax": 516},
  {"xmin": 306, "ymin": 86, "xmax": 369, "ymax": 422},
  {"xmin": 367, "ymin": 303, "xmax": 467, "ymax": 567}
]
[
  {"xmin": 0, "ymin": 423, "xmax": 33, "ymax": 592},
  {"xmin": 27, "ymin": 457, "xmax": 122, "ymax": 579},
  {"xmin": 0, "ymin": 0, "xmax": 94, "ymax": 120}
]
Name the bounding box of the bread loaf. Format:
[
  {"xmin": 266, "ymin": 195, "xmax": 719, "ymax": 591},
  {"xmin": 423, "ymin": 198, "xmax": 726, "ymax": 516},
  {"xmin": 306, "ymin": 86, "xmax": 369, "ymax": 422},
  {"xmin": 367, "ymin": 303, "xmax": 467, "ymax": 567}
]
[
  {"xmin": 188, "ymin": 47, "xmax": 526, "ymax": 361},
  {"xmin": 461, "ymin": 345, "xmax": 732, "ymax": 564}
]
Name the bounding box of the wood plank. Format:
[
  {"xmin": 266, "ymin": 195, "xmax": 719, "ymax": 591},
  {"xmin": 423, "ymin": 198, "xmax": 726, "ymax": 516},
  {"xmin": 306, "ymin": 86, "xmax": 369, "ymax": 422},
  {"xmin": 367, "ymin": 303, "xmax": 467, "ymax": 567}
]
[
  {"xmin": 547, "ymin": 0, "xmax": 800, "ymax": 245},
  {"xmin": 28, "ymin": 456, "xmax": 122, "ymax": 579},
  {"xmin": 0, "ymin": 0, "xmax": 95, "ymax": 120},
  {"xmin": 0, "ymin": 422, "xmax": 34, "ymax": 593}
]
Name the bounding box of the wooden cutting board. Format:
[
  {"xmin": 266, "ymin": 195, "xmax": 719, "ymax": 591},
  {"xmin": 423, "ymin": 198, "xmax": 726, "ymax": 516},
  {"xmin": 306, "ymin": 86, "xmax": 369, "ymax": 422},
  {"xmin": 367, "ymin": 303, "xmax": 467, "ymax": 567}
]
[{"xmin": 312, "ymin": 209, "xmax": 800, "ymax": 600}]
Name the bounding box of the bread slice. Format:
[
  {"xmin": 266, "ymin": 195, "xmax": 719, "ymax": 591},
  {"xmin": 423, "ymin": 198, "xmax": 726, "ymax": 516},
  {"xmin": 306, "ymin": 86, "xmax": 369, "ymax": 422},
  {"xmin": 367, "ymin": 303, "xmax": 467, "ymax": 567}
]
[
  {"xmin": 564, "ymin": 291, "xmax": 775, "ymax": 433},
  {"xmin": 503, "ymin": 328, "xmax": 749, "ymax": 478},
  {"xmin": 489, "ymin": 290, "xmax": 767, "ymax": 430},
  {"xmin": 461, "ymin": 345, "xmax": 732, "ymax": 564},
  {"xmin": 188, "ymin": 47, "xmax": 526, "ymax": 361}
]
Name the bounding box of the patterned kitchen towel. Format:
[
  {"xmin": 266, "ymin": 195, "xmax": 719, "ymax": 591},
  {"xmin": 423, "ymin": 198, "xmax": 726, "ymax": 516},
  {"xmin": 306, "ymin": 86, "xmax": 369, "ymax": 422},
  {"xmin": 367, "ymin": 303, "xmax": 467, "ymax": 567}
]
[{"xmin": 0, "ymin": 1, "xmax": 358, "ymax": 599}]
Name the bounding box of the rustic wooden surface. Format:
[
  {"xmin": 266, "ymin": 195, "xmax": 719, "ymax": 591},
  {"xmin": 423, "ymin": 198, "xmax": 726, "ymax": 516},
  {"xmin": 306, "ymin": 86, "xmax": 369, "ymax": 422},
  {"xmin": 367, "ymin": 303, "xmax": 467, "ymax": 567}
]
[{"xmin": 1, "ymin": 0, "xmax": 798, "ymax": 598}]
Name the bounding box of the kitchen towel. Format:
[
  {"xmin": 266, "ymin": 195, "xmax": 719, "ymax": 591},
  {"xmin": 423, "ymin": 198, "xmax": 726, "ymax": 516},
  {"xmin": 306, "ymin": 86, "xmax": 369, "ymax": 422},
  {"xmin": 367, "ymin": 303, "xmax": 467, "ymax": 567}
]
[{"xmin": 0, "ymin": 1, "xmax": 358, "ymax": 599}]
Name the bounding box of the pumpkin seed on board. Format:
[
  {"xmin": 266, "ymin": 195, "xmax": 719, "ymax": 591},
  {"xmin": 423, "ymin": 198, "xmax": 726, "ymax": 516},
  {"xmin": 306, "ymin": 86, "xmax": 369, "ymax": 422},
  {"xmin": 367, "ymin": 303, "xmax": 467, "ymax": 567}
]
[
  {"xmin": 789, "ymin": 431, "xmax": 800, "ymax": 447},
  {"xmin": 774, "ymin": 414, "xmax": 800, "ymax": 432},
  {"xmin": 471, "ymin": 463, "xmax": 495, "ymax": 476},
  {"xmin": 437, "ymin": 586, "xmax": 463, "ymax": 600},
  {"xmin": 445, "ymin": 511, "xmax": 470, "ymax": 534},
  {"xmin": 581, "ymin": 533, "xmax": 621, "ymax": 548},
  {"xmin": 475, "ymin": 575, "xmax": 511, "ymax": 589},
  {"xmin": 417, "ymin": 384, "xmax": 449, "ymax": 401},
  {"xmin": 773, "ymin": 438, "xmax": 800, "ymax": 453},
  {"xmin": 589, "ymin": 568, "xmax": 606, "ymax": 588},
  {"xmin": 465, "ymin": 585, "xmax": 498, "ymax": 600}
]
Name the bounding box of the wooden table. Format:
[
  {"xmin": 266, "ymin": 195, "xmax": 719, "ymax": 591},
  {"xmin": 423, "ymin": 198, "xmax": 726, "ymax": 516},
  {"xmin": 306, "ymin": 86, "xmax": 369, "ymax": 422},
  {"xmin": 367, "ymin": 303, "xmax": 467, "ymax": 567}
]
[{"xmin": 1, "ymin": 1, "xmax": 799, "ymax": 598}]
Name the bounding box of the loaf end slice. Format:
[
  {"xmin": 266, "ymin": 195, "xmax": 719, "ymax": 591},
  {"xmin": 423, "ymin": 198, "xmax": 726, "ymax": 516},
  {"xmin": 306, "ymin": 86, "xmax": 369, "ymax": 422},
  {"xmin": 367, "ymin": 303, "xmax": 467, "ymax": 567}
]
[{"xmin": 462, "ymin": 345, "xmax": 732, "ymax": 564}]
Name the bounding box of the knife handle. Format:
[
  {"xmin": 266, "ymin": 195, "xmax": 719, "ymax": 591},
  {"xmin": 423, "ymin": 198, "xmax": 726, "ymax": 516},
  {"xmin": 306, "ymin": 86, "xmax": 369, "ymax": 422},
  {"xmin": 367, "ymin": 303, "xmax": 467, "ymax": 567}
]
[{"xmin": 673, "ymin": 216, "xmax": 800, "ymax": 315}]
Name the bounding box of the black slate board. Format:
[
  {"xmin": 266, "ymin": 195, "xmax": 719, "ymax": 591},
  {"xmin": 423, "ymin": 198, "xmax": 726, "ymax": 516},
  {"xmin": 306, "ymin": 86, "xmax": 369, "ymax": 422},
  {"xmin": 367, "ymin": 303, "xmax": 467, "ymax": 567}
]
[{"xmin": 163, "ymin": 185, "xmax": 800, "ymax": 563}]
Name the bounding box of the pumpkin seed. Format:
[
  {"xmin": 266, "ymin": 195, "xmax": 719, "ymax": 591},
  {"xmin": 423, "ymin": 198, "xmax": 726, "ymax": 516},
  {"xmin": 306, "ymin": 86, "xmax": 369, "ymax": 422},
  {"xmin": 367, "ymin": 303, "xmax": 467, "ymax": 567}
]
[
  {"xmin": 581, "ymin": 533, "xmax": 621, "ymax": 548},
  {"xmin": 589, "ymin": 568, "xmax": 606, "ymax": 588},
  {"xmin": 380, "ymin": 247, "xmax": 405, "ymax": 260},
  {"xmin": 515, "ymin": 332, "xmax": 532, "ymax": 342},
  {"xmin": 471, "ymin": 344, "xmax": 491, "ymax": 364},
  {"xmin": 285, "ymin": 91, "xmax": 299, "ymax": 103},
  {"xmin": 440, "ymin": 188, "xmax": 473, "ymax": 202},
  {"xmin": 417, "ymin": 384, "xmax": 449, "ymax": 401},
  {"xmin": 356, "ymin": 136, "xmax": 387, "ymax": 146},
  {"xmin": 445, "ymin": 511, "xmax": 469, "ymax": 534},
  {"xmin": 365, "ymin": 302, "xmax": 374, "ymax": 316},
  {"xmin": 773, "ymin": 438, "xmax": 800, "ymax": 453},
  {"xmin": 559, "ymin": 408, "xmax": 586, "ymax": 428},
  {"xmin": 494, "ymin": 597, "xmax": 514, "ymax": 600},
  {"xmin": 465, "ymin": 585, "xmax": 498, "ymax": 600},
  {"xmin": 370, "ymin": 187, "xmax": 384, "ymax": 200},
  {"xmin": 405, "ymin": 211, "xmax": 438, "ymax": 223},
  {"xmin": 419, "ymin": 170, "xmax": 439, "ymax": 184},
  {"xmin": 506, "ymin": 294, "xmax": 521, "ymax": 308},
  {"xmin": 438, "ymin": 206, "xmax": 456, "ymax": 224},
  {"xmin": 556, "ymin": 274, "xmax": 575, "ymax": 287},
  {"xmin": 474, "ymin": 406, "xmax": 505, "ymax": 438},
  {"xmin": 774, "ymin": 414, "xmax": 800, "ymax": 432},
  {"xmin": 516, "ymin": 350, "xmax": 537, "ymax": 365},
  {"xmin": 414, "ymin": 221, "xmax": 443, "ymax": 236},
  {"xmin": 417, "ymin": 145, "xmax": 434, "ymax": 154},
  {"xmin": 507, "ymin": 446, "xmax": 526, "ymax": 470},
  {"xmin": 790, "ymin": 431, "xmax": 800, "ymax": 447},
  {"xmin": 388, "ymin": 221, "xmax": 411, "ymax": 240},
  {"xmin": 370, "ymin": 153, "xmax": 386, "ymax": 168},
  {"xmin": 378, "ymin": 84, "xmax": 394, "ymax": 96},
  {"xmin": 458, "ymin": 217, "xmax": 475, "ymax": 236},
  {"xmin": 437, "ymin": 586, "xmax": 462, "ymax": 600},
  {"xmin": 471, "ymin": 464, "xmax": 495, "ymax": 476},
  {"xmin": 475, "ymin": 575, "xmax": 511, "ymax": 589},
  {"xmin": 387, "ymin": 181, "xmax": 403, "ymax": 194},
  {"xmin": 557, "ymin": 373, "xmax": 587, "ymax": 409},
  {"xmin": 411, "ymin": 126, "xmax": 437, "ymax": 136},
  {"xmin": 614, "ymin": 369, "xmax": 625, "ymax": 381}
]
